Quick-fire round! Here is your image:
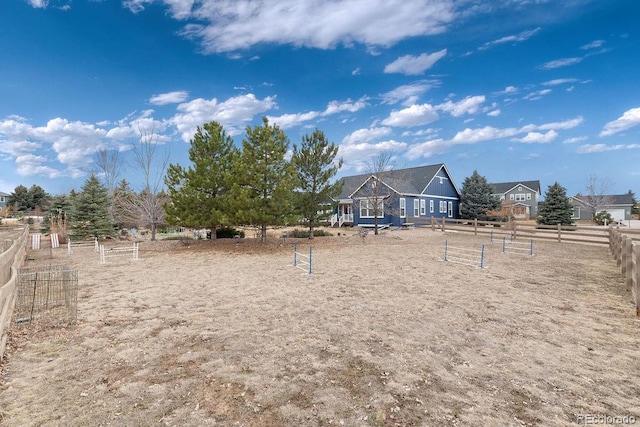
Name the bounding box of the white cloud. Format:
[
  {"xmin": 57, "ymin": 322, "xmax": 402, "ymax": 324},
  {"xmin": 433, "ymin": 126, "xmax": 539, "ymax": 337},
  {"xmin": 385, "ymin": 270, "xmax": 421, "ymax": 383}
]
[
  {"xmin": 523, "ymin": 89, "xmax": 552, "ymax": 101},
  {"xmin": 381, "ymin": 104, "xmax": 439, "ymax": 127},
  {"xmin": 581, "ymin": 40, "xmax": 605, "ymax": 50},
  {"xmin": 342, "ymin": 127, "xmax": 392, "ymax": 145},
  {"xmin": 404, "ymin": 138, "xmax": 450, "ymax": 160},
  {"xmin": 540, "ymin": 57, "xmax": 582, "ymax": 69},
  {"xmin": 380, "ymin": 80, "xmax": 440, "ymax": 105},
  {"xmin": 538, "ymin": 116, "xmax": 583, "ymax": 130},
  {"xmin": 384, "ymin": 49, "xmax": 447, "ymax": 75},
  {"xmin": 0, "ymin": 116, "xmax": 111, "ymax": 177},
  {"xmin": 172, "ymin": 93, "xmax": 276, "ymax": 140},
  {"xmin": 599, "ymin": 107, "xmax": 640, "ymax": 137},
  {"xmin": 169, "ymin": 0, "xmax": 456, "ymax": 53},
  {"xmin": 15, "ymin": 154, "xmax": 61, "ymax": 178},
  {"xmin": 487, "ymin": 109, "xmax": 501, "ymax": 117},
  {"xmin": 268, "ymin": 97, "xmax": 368, "ymax": 129},
  {"xmin": 480, "ymin": 27, "xmax": 541, "ymax": 50},
  {"xmin": 436, "ymin": 95, "xmax": 485, "ymax": 117},
  {"xmin": 352, "ymin": 67, "xmax": 361, "ymax": 76},
  {"xmin": 122, "ymin": 0, "xmax": 153, "ymax": 13},
  {"xmin": 268, "ymin": 111, "xmax": 321, "ymax": 129},
  {"xmin": 542, "ymin": 78, "xmax": 578, "ymax": 86},
  {"xmin": 451, "ymin": 126, "xmax": 520, "ymax": 143},
  {"xmin": 149, "ymin": 91, "xmax": 190, "ymax": 105},
  {"xmin": 577, "ymin": 143, "xmax": 640, "ymax": 154},
  {"xmin": 324, "ymin": 97, "xmax": 368, "ymax": 115},
  {"xmin": 501, "ymin": 86, "xmax": 518, "ymax": 94},
  {"xmin": 512, "ymin": 130, "xmax": 558, "ymax": 143},
  {"xmin": 563, "ymin": 136, "xmax": 587, "ymax": 144},
  {"xmin": 339, "ymin": 139, "xmax": 408, "ymax": 172},
  {"xmin": 26, "ymin": 0, "xmax": 48, "ymax": 8}
]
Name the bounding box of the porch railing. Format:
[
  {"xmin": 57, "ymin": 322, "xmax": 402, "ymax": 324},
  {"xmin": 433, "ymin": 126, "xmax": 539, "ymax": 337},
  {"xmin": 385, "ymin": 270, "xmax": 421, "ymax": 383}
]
[{"xmin": 330, "ymin": 213, "xmax": 354, "ymax": 227}]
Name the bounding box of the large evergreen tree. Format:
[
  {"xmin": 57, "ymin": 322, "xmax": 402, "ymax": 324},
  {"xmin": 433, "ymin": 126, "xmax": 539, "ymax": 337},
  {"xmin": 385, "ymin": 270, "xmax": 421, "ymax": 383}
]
[
  {"xmin": 7, "ymin": 185, "xmax": 30, "ymax": 213},
  {"xmin": 537, "ymin": 182, "xmax": 574, "ymax": 226},
  {"xmin": 69, "ymin": 174, "xmax": 117, "ymax": 239},
  {"xmin": 164, "ymin": 121, "xmax": 239, "ymax": 238},
  {"xmin": 291, "ymin": 129, "xmax": 343, "ymax": 239},
  {"xmin": 459, "ymin": 170, "xmax": 500, "ymax": 221},
  {"xmin": 237, "ymin": 117, "xmax": 296, "ymax": 243},
  {"xmin": 8, "ymin": 184, "xmax": 49, "ymax": 214}
]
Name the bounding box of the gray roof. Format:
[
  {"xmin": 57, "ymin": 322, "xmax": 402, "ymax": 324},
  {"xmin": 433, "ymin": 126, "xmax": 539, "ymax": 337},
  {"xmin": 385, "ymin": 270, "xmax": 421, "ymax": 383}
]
[
  {"xmin": 490, "ymin": 180, "xmax": 541, "ymax": 194},
  {"xmin": 0, "ymin": 191, "xmax": 9, "ymax": 197},
  {"xmin": 336, "ymin": 163, "xmax": 451, "ymax": 199},
  {"xmin": 571, "ymin": 193, "xmax": 634, "ymax": 206}
]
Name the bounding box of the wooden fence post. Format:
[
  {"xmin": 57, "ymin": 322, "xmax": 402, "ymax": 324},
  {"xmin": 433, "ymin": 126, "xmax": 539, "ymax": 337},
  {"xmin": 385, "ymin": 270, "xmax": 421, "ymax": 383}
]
[
  {"xmin": 633, "ymin": 243, "xmax": 639, "ymax": 317},
  {"xmin": 441, "ymin": 217, "xmax": 445, "ymax": 232},
  {"xmin": 557, "ymin": 223, "xmax": 562, "ymax": 243},
  {"xmin": 621, "ymin": 236, "xmax": 629, "ymax": 276},
  {"xmin": 615, "ymin": 232, "xmax": 623, "ymax": 267},
  {"xmin": 431, "ymin": 216, "xmax": 435, "ymax": 231}
]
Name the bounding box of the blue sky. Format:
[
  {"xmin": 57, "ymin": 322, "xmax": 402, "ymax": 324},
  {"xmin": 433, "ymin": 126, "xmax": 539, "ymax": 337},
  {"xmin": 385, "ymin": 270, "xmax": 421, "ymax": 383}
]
[{"xmin": 1, "ymin": 0, "xmax": 638, "ymax": 198}]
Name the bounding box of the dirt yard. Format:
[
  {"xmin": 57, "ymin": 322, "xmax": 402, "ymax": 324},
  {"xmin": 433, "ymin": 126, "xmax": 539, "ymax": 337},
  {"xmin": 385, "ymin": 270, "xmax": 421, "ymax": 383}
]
[{"xmin": 1, "ymin": 227, "xmax": 638, "ymax": 426}]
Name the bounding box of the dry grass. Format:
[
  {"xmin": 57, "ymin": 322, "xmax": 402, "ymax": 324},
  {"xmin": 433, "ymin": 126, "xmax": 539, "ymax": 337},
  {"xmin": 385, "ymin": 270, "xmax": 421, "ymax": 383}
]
[{"xmin": 1, "ymin": 227, "xmax": 639, "ymax": 426}]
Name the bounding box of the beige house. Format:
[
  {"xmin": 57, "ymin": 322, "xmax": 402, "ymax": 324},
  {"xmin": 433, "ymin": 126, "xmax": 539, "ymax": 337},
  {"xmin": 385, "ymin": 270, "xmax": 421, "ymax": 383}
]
[{"xmin": 490, "ymin": 181, "xmax": 541, "ymax": 220}]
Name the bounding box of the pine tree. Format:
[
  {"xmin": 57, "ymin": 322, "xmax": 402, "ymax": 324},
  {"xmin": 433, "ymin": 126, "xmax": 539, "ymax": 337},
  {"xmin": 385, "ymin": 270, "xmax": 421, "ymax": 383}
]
[
  {"xmin": 459, "ymin": 171, "xmax": 500, "ymax": 220},
  {"xmin": 291, "ymin": 129, "xmax": 343, "ymax": 239},
  {"xmin": 237, "ymin": 117, "xmax": 296, "ymax": 243},
  {"xmin": 69, "ymin": 174, "xmax": 117, "ymax": 239},
  {"xmin": 537, "ymin": 182, "xmax": 574, "ymax": 226},
  {"xmin": 164, "ymin": 121, "xmax": 239, "ymax": 238}
]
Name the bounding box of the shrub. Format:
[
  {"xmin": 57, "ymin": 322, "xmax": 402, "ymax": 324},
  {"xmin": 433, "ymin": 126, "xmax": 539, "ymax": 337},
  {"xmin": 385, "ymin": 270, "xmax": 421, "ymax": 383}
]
[
  {"xmin": 288, "ymin": 229, "xmax": 333, "ymax": 238},
  {"xmin": 594, "ymin": 211, "xmax": 613, "ymax": 226},
  {"xmin": 215, "ymin": 227, "xmax": 245, "ymax": 239}
]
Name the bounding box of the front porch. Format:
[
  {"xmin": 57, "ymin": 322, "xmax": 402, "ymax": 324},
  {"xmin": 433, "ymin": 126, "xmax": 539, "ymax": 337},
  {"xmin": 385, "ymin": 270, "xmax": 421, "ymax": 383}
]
[{"xmin": 331, "ymin": 200, "xmax": 354, "ymax": 227}]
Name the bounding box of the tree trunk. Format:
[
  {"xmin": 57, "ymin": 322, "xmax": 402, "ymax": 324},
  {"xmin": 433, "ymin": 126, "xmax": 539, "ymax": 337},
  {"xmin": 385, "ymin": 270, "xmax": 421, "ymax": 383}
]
[
  {"xmin": 261, "ymin": 223, "xmax": 267, "ymax": 244},
  {"xmin": 308, "ymin": 224, "xmax": 315, "ymax": 240}
]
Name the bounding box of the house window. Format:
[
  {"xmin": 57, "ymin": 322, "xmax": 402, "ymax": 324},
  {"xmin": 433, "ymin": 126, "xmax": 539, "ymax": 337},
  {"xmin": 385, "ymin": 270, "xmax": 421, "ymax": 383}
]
[
  {"xmin": 448, "ymin": 202, "xmax": 453, "ymax": 217},
  {"xmin": 360, "ymin": 199, "xmax": 384, "ymax": 218},
  {"xmin": 420, "ymin": 199, "xmax": 426, "ymax": 215},
  {"xmin": 414, "ymin": 199, "xmax": 419, "ymax": 217},
  {"xmin": 439, "ymin": 201, "xmax": 446, "ymax": 213},
  {"xmin": 526, "ymin": 193, "xmax": 532, "ymax": 200},
  {"xmin": 399, "ymin": 198, "xmax": 406, "ymax": 218},
  {"xmin": 430, "ymin": 200, "xmax": 434, "ymax": 213},
  {"xmin": 515, "ymin": 193, "xmax": 526, "ymax": 202},
  {"xmin": 509, "ymin": 194, "xmax": 514, "ymax": 200},
  {"xmin": 571, "ymin": 206, "xmax": 580, "ymax": 219}
]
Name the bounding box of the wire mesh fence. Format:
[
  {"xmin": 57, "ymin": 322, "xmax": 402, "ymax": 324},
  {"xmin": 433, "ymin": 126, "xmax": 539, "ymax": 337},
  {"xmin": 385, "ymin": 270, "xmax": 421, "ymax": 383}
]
[{"xmin": 15, "ymin": 264, "xmax": 78, "ymax": 326}]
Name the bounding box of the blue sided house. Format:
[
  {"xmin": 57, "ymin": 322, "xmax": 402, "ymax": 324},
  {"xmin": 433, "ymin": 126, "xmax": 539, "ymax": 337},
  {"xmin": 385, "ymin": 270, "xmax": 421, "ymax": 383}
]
[{"xmin": 331, "ymin": 163, "xmax": 461, "ymax": 228}]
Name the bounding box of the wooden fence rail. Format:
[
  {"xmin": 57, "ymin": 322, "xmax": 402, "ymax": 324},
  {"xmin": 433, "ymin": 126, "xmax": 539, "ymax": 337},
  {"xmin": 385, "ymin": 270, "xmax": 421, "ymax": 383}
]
[
  {"xmin": 420, "ymin": 217, "xmax": 626, "ymax": 246},
  {"xmin": 609, "ymin": 228, "xmax": 640, "ymax": 317},
  {"xmin": 0, "ymin": 227, "xmax": 29, "ymax": 360}
]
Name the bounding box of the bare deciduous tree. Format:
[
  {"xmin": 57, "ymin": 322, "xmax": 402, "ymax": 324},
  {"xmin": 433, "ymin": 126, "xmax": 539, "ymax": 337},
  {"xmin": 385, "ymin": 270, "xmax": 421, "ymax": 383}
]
[
  {"xmin": 356, "ymin": 151, "xmax": 404, "ymax": 235},
  {"xmin": 114, "ymin": 124, "xmax": 170, "ymax": 240},
  {"xmin": 585, "ymin": 174, "xmax": 613, "ymax": 220},
  {"xmin": 93, "ymin": 148, "xmax": 125, "ymax": 194}
]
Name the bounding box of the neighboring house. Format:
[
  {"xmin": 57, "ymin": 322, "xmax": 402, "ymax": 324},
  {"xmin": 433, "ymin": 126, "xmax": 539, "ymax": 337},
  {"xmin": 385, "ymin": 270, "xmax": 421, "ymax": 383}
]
[
  {"xmin": 569, "ymin": 194, "xmax": 634, "ymax": 222},
  {"xmin": 331, "ymin": 163, "xmax": 461, "ymax": 228},
  {"xmin": 490, "ymin": 181, "xmax": 541, "ymax": 220},
  {"xmin": 0, "ymin": 191, "xmax": 8, "ymax": 210}
]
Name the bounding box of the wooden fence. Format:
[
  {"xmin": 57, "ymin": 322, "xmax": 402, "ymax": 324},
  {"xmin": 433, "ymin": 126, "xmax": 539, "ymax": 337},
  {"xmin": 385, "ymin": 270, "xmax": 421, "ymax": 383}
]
[
  {"xmin": 0, "ymin": 227, "xmax": 29, "ymax": 360},
  {"xmin": 609, "ymin": 228, "xmax": 640, "ymax": 317},
  {"xmin": 418, "ymin": 217, "xmax": 612, "ymax": 246}
]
